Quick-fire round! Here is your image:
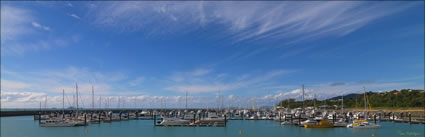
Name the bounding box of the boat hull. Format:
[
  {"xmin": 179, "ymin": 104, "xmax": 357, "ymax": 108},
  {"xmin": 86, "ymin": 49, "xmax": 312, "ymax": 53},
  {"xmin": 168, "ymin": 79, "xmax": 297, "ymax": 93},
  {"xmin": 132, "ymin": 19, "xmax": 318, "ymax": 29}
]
[
  {"xmin": 40, "ymin": 123, "xmax": 77, "ymax": 127},
  {"xmin": 352, "ymin": 125, "xmax": 381, "ymax": 129},
  {"xmin": 304, "ymin": 124, "xmax": 333, "ymax": 128}
]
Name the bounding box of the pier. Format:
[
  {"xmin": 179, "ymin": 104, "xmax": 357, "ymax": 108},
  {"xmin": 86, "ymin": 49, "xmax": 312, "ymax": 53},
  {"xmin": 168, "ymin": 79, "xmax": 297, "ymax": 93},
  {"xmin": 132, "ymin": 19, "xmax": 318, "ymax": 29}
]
[{"xmin": 2, "ymin": 108, "xmax": 424, "ymax": 128}]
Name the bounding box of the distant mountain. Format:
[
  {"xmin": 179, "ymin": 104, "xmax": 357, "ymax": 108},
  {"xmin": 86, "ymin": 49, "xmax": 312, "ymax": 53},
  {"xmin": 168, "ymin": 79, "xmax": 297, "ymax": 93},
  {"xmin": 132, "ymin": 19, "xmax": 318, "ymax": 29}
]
[{"xmin": 326, "ymin": 93, "xmax": 360, "ymax": 101}]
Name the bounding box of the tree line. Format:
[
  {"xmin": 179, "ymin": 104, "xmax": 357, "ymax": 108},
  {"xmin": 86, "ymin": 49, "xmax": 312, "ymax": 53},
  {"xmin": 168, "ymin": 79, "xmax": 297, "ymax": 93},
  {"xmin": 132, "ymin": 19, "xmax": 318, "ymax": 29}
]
[{"xmin": 277, "ymin": 89, "xmax": 425, "ymax": 108}]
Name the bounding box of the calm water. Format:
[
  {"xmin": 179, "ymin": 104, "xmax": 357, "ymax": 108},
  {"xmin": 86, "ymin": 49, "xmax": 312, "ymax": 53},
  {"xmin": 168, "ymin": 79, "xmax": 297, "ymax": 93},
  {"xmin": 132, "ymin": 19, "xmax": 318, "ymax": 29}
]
[{"xmin": 1, "ymin": 116, "xmax": 424, "ymax": 137}]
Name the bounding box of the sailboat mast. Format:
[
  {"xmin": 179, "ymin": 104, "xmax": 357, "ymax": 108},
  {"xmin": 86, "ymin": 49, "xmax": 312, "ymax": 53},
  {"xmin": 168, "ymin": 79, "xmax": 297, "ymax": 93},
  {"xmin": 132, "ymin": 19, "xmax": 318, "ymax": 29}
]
[
  {"xmin": 218, "ymin": 91, "xmax": 220, "ymax": 111},
  {"xmin": 185, "ymin": 91, "xmax": 188, "ymax": 110},
  {"xmin": 254, "ymin": 97, "xmax": 257, "ymax": 110},
  {"xmin": 118, "ymin": 96, "xmax": 120, "ymax": 108},
  {"xmin": 363, "ymin": 87, "xmax": 367, "ymax": 112},
  {"xmin": 92, "ymin": 85, "xmax": 94, "ymax": 109},
  {"xmin": 73, "ymin": 95, "xmax": 75, "ymax": 108},
  {"xmin": 313, "ymin": 94, "xmax": 316, "ymax": 109},
  {"xmin": 302, "ymin": 84, "xmax": 305, "ymax": 111},
  {"xmin": 99, "ymin": 95, "xmax": 102, "ymax": 109},
  {"xmin": 287, "ymin": 99, "xmax": 290, "ymax": 109},
  {"xmin": 341, "ymin": 93, "xmax": 344, "ymax": 114},
  {"xmin": 63, "ymin": 89, "xmax": 65, "ymax": 115},
  {"xmin": 76, "ymin": 83, "xmax": 79, "ymax": 111},
  {"xmin": 45, "ymin": 96, "xmax": 47, "ymax": 109},
  {"xmin": 107, "ymin": 97, "xmax": 109, "ymax": 109}
]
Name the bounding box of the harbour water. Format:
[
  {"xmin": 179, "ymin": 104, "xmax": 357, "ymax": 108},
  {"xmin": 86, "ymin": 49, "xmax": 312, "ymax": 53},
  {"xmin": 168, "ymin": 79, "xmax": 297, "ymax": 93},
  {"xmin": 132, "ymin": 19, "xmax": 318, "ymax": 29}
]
[{"xmin": 1, "ymin": 116, "xmax": 423, "ymax": 137}]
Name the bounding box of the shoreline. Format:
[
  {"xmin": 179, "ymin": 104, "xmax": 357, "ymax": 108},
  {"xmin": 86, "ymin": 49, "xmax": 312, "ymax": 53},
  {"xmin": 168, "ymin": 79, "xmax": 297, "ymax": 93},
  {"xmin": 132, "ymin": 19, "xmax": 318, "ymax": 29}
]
[{"xmin": 345, "ymin": 107, "xmax": 425, "ymax": 112}]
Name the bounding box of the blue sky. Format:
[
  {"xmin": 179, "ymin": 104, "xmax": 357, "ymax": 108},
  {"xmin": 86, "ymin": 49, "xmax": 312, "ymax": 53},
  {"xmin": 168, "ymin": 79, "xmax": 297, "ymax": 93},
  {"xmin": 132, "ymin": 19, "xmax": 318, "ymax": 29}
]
[{"xmin": 1, "ymin": 1, "xmax": 424, "ymax": 108}]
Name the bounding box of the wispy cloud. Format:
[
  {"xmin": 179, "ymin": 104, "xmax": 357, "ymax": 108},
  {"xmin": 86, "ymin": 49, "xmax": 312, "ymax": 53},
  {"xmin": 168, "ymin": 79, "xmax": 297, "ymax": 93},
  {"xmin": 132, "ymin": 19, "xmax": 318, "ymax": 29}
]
[
  {"xmin": 70, "ymin": 14, "xmax": 81, "ymax": 19},
  {"xmin": 169, "ymin": 68, "xmax": 212, "ymax": 82},
  {"xmin": 1, "ymin": 92, "xmax": 220, "ymax": 108},
  {"xmin": 1, "ymin": 79, "xmax": 32, "ymax": 90},
  {"xmin": 1, "ymin": 66, "xmax": 129, "ymax": 96},
  {"xmin": 129, "ymin": 77, "xmax": 145, "ymax": 86},
  {"xmin": 1, "ymin": 38, "xmax": 75, "ymax": 56},
  {"xmin": 1, "ymin": 5, "xmax": 34, "ymax": 41},
  {"xmin": 165, "ymin": 84, "xmax": 232, "ymax": 94},
  {"xmin": 165, "ymin": 69, "xmax": 296, "ymax": 93},
  {"xmin": 190, "ymin": 68, "xmax": 212, "ymax": 76},
  {"xmin": 2, "ymin": 76, "xmax": 422, "ymax": 108},
  {"xmin": 87, "ymin": 1, "xmax": 418, "ymax": 61},
  {"xmin": 31, "ymin": 22, "xmax": 50, "ymax": 31},
  {"xmin": 90, "ymin": 1, "xmax": 416, "ymax": 43},
  {"xmin": 1, "ymin": 91, "xmax": 47, "ymax": 108},
  {"xmin": 2, "ymin": 41, "xmax": 48, "ymax": 56},
  {"xmin": 1, "ymin": 5, "xmax": 75, "ymax": 56}
]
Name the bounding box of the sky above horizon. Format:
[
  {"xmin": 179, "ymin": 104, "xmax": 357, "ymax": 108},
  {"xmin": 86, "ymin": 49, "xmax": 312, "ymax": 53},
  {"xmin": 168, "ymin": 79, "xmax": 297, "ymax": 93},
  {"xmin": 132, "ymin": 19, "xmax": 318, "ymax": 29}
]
[{"xmin": 1, "ymin": 1, "xmax": 424, "ymax": 108}]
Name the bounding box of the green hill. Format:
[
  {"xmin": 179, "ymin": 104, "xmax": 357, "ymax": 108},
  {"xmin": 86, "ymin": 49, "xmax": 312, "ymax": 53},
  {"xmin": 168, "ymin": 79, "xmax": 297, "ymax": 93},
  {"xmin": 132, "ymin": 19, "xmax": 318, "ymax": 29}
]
[{"xmin": 277, "ymin": 89, "xmax": 425, "ymax": 109}]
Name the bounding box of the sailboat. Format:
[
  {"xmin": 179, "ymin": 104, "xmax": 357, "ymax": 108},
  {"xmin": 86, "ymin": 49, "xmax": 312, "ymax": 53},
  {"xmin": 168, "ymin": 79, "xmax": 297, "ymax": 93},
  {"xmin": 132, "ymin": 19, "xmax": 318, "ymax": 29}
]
[
  {"xmin": 35, "ymin": 100, "xmax": 50, "ymax": 120},
  {"xmin": 40, "ymin": 119, "xmax": 79, "ymax": 127},
  {"xmin": 334, "ymin": 93, "xmax": 349, "ymax": 127},
  {"xmin": 40, "ymin": 90, "xmax": 79, "ymax": 127},
  {"xmin": 304, "ymin": 118, "xmax": 334, "ymax": 128},
  {"xmin": 346, "ymin": 120, "xmax": 381, "ymax": 128},
  {"xmin": 281, "ymin": 98, "xmax": 293, "ymax": 125},
  {"xmin": 159, "ymin": 117, "xmax": 191, "ymax": 126},
  {"xmin": 347, "ymin": 87, "xmax": 381, "ymax": 129}
]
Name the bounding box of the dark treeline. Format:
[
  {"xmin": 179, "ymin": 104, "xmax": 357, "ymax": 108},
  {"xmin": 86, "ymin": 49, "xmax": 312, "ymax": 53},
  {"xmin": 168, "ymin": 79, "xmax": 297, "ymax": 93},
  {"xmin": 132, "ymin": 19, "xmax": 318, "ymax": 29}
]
[{"xmin": 278, "ymin": 89, "xmax": 425, "ymax": 108}]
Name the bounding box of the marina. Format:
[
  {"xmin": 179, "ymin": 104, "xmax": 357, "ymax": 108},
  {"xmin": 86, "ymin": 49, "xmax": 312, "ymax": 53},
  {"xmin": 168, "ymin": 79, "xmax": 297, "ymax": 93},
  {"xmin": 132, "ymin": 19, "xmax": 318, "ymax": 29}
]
[
  {"xmin": 1, "ymin": 82, "xmax": 423, "ymax": 136},
  {"xmin": 1, "ymin": 115, "xmax": 424, "ymax": 137},
  {"xmin": 2, "ymin": 86, "xmax": 424, "ymax": 129},
  {"xmin": 2, "ymin": 107, "xmax": 425, "ymax": 125},
  {"xmin": 2, "ymin": 1, "xmax": 424, "ymax": 137}
]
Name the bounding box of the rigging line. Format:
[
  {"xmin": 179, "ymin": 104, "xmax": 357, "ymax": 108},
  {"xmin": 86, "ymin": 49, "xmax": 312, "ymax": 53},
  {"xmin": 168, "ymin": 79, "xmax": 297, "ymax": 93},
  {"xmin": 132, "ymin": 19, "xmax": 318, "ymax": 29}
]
[
  {"xmin": 65, "ymin": 93, "xmax": 72, "ymax": 108},
  {"xmin": 78, "ymin": 92, "xmax": 86, "ymax": 108}
]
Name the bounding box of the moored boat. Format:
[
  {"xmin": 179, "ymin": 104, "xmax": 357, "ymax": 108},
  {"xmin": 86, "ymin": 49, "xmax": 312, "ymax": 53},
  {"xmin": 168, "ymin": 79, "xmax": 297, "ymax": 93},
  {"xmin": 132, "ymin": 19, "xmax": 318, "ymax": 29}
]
[
  {"xmin": 40, "ymin": 119, "xmax": 79, "ymax": 127},
  {"xmin": 159, "ymin": 117, "xmax": 191, "ymax": 126},
  {"xmin": 346, "ymin": 120, "xmax": 381, "ymax": 128},
  {"xmin": 304, "ymin": 119, "xmax": 334, "ymax": 128}
]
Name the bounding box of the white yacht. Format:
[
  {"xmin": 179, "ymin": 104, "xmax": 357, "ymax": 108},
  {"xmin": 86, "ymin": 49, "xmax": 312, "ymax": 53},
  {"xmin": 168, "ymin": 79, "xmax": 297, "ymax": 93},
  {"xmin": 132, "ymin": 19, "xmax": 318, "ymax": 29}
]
[
  {"xmin": 40, "ymin": 119, "xmax": 79, "ymax": 127},
  {"xmin": 129, "ymin": 113, "xmax": 137, "ymax": 119},
  {"xmin": 327, "ymin": 114, "xmax": 335, "ymax": 120},
  {"xmin": 333, "ymin": 119, "xmax": 349, "ymax": 127},
  {"xmin": 249, "ymin": 115, "xmax": 258, "ymax": 120},
  {"xmin": 314, "ymin": 115, "xmax": 324, "ymax": 121},
  {"xmin": 34, "ymin": 115, "xmax": 50, "ymax": 120},
  {"xmin": 347, "ymin": 120, "xmax": 381, "ymax": 128},
  {"xmin": 204, "ymin": 112, "xmax": 225, "ymax": 121},
  {"xmin": 390, "ymin": 115, "xmax": 402, "ymax": 121},
  {"xmin": 301, "ymin": 119, "xmax": 318, "ymax": 125},
  {"xmin": 281, "ymin": 121, "xmax": 292, "ymax": 125},
  {"xmin": 183, "ymin": 114, "xmax": 195, "ymax": 120},
  {"xmin": 111, "ymin": 113, "xmax": 121, "ymax": 121},
  {"xmin": 159, "ymin": 117, "xmax": 190, "ymax": 126}
]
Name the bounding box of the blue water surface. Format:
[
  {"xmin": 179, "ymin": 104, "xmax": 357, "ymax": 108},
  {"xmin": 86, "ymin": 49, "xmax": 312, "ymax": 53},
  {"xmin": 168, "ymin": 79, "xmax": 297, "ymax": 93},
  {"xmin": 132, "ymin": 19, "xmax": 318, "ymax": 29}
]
[{"xmin": 1, "ymin": 116, "xmax": 423, "ymax": 137}]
